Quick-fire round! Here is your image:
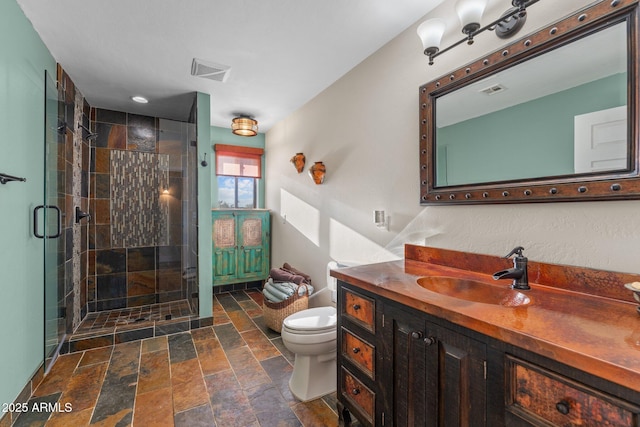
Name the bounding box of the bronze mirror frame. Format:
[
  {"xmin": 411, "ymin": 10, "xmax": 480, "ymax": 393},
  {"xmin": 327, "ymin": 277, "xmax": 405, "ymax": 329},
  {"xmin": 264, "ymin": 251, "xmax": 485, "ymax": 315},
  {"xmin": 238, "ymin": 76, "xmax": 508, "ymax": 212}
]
[{"xmin": 419, "ymin": 0, "xmax": 639, "ymax": 205}]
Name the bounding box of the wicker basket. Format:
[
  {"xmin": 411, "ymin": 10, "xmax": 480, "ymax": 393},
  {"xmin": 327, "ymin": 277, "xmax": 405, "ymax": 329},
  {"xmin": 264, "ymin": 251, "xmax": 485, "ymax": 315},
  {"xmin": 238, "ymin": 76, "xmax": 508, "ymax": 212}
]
[{"xmin": 263, "ymin": 284, "xmax": 309, "ymax": 333}]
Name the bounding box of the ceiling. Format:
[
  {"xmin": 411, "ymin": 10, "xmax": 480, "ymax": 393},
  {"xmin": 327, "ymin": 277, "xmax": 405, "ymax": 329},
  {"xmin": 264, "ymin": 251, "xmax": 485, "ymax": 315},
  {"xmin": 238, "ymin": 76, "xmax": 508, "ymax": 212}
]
[{"xmin": 17, "ymin": 0, "xmax": 445, "ymax": 131}]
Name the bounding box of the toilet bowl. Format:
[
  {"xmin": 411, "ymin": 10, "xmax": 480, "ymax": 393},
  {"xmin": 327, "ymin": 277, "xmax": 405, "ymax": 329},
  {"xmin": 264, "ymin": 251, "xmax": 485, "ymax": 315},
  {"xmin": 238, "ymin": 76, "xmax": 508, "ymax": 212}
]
[{"xmin": 281, "ymin": 306, "xmax": 337, "ymax": 401}]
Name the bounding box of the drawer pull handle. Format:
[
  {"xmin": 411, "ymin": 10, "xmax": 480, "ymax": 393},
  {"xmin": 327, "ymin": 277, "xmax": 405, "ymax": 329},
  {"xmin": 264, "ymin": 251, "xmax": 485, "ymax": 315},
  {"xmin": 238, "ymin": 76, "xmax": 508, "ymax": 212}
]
[
  {"xmin": 555, "ymin": 400, "xmax": 570, "ymax": 415},
  {"xmin": 352, "ymin": 304, "xmax": 361, "ymax": 310},
  {"xmin": 424, "ymin": 336, "xmax": 436, "ymax": 346},
  {"xmin": 352, "ymin": 347, "xmax": 361, "ymax": 354},
  {"xmin": 352, "ymin": 388, "xmax": 360, "ymax": 395},
  {"xmin": 411, "ymin": 331, "xmax": 423, "ymax": 339}
]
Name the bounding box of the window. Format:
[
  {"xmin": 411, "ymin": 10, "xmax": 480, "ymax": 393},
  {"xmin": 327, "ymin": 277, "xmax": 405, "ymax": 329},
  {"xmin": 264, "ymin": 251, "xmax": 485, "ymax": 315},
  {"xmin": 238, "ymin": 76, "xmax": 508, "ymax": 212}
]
[
  {"xmin": 215, "ymin": 144, "xmax": 264, "ymax": 208},
  {"xmin": 217, "ymin": 176, "xmax": 256, "ymax": 208}
]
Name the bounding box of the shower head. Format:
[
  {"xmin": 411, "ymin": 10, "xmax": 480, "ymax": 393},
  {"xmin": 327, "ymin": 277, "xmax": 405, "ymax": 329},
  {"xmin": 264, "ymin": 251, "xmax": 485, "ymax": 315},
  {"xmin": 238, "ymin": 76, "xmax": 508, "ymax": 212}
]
[{"xmin": 77, "ymin": 123, "xmax": 98, "ymax": 141}]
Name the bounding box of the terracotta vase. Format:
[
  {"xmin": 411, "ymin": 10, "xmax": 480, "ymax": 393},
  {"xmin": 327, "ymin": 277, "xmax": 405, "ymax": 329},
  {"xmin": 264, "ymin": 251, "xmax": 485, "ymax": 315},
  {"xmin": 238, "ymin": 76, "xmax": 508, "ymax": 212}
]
[
  {"xmin": 290, "ymin": 152, "xmax": 305, "ymax": 173},
  {"xmin": 309, "ymin": 161, "xmax": 326, "ymax": 185}
]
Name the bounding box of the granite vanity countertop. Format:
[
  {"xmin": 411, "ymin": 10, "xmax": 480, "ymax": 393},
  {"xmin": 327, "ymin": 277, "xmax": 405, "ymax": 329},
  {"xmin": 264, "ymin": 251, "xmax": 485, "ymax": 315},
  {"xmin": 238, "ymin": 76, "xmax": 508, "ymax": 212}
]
[{"xmin": 331, "ymin": 257, "xmax": 640, "ymax": 392}]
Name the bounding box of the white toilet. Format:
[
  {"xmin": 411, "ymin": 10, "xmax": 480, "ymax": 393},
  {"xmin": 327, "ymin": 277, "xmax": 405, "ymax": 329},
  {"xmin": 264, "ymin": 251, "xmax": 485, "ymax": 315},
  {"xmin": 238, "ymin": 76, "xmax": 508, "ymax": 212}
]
[{"xmin": 281, "ymin": 305, "xmax": 337, "ymax": 401}]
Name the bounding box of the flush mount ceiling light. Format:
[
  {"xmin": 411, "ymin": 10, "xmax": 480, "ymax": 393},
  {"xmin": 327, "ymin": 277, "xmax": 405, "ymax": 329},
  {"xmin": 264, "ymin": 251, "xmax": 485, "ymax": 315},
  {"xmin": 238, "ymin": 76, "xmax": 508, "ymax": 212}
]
[
  {"xmin": 131, "ymin": 96, "xmax": 149, "ymax": 104},
  {"xmin": 417, "ymin": 0, "xmax": 538, "ymax": 65},
  {"xmin": 231, "ymin": 116, "xmax": 258, "ymax": 137}
]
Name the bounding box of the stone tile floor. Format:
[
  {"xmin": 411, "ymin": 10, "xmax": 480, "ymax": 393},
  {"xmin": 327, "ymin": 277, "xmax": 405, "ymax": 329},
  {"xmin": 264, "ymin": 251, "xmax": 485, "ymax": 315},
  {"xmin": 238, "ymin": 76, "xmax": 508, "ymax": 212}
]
[{"xmin": 11, "ymin": 290, "xmax": 340, "ymax": 426}]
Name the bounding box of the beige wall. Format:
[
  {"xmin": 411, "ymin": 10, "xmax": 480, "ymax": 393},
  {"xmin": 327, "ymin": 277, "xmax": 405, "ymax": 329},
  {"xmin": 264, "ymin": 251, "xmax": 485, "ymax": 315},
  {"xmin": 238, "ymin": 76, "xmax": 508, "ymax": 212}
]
[{"xmin": 265, "ymin": 0, "xmax": 640, "ymax": 290}]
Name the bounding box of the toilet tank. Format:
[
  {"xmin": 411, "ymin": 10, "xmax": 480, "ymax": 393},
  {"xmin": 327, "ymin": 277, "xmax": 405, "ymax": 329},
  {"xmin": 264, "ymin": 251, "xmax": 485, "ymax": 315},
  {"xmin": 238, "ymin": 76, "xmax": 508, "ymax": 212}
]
[{"xmin": 315, "ymin": 261, "xmax": 360, "ymax": 307}]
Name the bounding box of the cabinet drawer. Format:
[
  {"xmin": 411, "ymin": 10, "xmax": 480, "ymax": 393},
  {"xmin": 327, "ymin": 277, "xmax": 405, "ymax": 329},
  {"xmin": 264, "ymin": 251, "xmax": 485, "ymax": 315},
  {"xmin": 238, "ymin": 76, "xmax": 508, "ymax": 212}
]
[
  {"xmin": 341, "ymin": 328, "xmax": 374, "ymax": 379},
  {"xmin": 341, "ymin": 367, "xmax": 374, "ymax": 424},
  {"xmin": 342, "ymin": 288, "xmax": 375, "ymax": 332},
  {"xmin": 507, "ymin": 356, "xmax": 640, "ymax": 426}
]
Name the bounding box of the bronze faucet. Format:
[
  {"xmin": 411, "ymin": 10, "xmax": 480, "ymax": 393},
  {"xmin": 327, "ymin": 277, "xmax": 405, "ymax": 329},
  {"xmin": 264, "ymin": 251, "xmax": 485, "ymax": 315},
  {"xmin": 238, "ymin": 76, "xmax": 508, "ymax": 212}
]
[{"xmin": 492, "ymin": 246, "xmax": 530, "ymax": 290}]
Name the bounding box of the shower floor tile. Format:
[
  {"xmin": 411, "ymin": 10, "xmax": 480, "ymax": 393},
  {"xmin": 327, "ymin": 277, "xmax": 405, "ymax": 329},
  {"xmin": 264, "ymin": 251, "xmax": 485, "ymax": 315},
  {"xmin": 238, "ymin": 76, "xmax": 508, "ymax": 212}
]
[
  {"xmin": 76, "ymin": 300, "xmax": 193, "ymax": 333},
  {"xmin": 10, "ymin": 290, "xmax": 351, "ymax": 426},
  {"xmin": 67, "ymin": 300, "xmax": 198, "ymax": 352}
]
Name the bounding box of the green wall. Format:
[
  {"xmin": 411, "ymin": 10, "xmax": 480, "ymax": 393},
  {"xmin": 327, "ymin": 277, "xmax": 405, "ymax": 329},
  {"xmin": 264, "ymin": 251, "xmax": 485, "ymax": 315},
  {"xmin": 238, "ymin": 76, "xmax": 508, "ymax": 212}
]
[
  {"xmin": 436, "ymin": 73, "xmax": 627, "ymax": 186},
  {"xmin": 210, "ymin": 126, "xmax": 266, "ymax": 208},
  {"xmin": 0, "ymin": 0, "xmax": 56, "ymax": 407},
  {"xmin": 197, "ymin": 93, "xmax": 213, "ymax": 318}
]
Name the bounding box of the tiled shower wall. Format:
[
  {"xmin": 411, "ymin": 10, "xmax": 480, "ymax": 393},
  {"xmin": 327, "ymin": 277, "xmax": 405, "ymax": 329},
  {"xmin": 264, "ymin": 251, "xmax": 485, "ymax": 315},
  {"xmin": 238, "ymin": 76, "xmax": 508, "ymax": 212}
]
[
  {"xmin": 88, "ymin": 109, "xmax": 192, "ymax": 312},
  {"xmin": 58, "ymin": 66, "xmax": 90, "ymax": 331}
]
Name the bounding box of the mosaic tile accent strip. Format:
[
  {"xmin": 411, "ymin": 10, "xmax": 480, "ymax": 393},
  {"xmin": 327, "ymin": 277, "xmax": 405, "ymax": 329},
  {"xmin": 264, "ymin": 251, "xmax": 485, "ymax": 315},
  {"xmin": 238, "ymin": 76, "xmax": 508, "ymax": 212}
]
[
  {"xmin": 242, "ymin": 218, "xmax": 262, "ymax": 247},
  {"xmin": 214, "ymin": 218, "xmax": 235, "ymax": 248},
  {"xmin": 110, "ymin": 150, "xmax": 169, "ymax": 248},
  {"xmin": 72, "ymin": 90, "xmax": 84, "ymax": 331}
]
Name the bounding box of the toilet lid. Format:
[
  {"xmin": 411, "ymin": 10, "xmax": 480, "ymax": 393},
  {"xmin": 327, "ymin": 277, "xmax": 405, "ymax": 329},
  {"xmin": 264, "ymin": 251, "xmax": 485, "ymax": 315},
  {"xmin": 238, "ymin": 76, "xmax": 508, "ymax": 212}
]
[{"xmin": 283, "ymin": 306, "xmax": 337, "ymax": 332}]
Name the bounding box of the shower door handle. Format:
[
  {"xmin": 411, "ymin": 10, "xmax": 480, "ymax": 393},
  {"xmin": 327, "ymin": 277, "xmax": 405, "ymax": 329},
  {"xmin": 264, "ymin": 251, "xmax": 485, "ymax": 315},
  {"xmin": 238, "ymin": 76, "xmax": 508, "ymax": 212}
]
[
  {"xmin": 34, "ymin": 205, "xmax": 45, "ymax": 238},
  {"xmin": 34, "ymin": 205, "xmax": 62, "ymax": 239}
]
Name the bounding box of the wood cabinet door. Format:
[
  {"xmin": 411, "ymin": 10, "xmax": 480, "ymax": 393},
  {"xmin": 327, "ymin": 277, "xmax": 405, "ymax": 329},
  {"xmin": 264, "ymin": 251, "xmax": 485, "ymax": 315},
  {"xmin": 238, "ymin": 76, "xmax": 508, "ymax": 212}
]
[
  {"xmin": 382, "ymin": 301, "xmax": 487, "ymax": 427},
  {"xmin": 383, "ymin": 303, "xmax": 433, "ymax": 427},
  {"xmin": 212, "ymin": 212, "xmax": 237, "ymax": 282},
  {"xmin": 236, "ymin": 211, "xmax": 269, "ymax": 280},
  {"xmin": 431, "ymin": 325, "xmax": 487, "ymax": 427}
]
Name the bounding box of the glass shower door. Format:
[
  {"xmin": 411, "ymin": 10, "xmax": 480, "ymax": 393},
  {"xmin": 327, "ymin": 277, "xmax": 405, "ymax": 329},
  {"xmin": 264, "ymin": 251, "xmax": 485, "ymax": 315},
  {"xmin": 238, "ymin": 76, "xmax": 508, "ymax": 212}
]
[{"xmin": 42, "ymin": 70, "xmax": 65, "ymax": 372}]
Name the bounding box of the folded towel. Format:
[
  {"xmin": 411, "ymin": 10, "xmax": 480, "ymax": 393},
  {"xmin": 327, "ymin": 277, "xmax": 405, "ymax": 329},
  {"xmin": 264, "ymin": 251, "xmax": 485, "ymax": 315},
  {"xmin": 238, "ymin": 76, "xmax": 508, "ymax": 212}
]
[
  {"xmin": 274, "ymin": 280, "xmax": 315, "ymax": 297},
  {"xmin": 297, "ymin": 283, "xmax": 314, "ymax": 296},
  {"xmin": 265, "ymin": 282, "xmax": 292, "ymax": 301},
  {"xmin": 282, "ymin": 263, "xmax": 312, "ymax": 284},
  {"xmin": 262, "ymin": 276, "xmax": 316, "ymax": 303},
  {"xmin": 270, "ymin": 268, "xmax": 307, "ymax": 285},
  {"xmin": 262, "ymin": 287, "xmax": 283, "ymax": 303},
  {"xmin": 271, "ymin": 281, "xmax": 297, "ymax": 296}
]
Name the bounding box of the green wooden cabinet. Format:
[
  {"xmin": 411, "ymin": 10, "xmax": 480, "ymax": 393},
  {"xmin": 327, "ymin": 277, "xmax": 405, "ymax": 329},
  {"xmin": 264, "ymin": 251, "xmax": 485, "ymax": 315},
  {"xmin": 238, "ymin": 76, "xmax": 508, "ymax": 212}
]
[{"xmin": 211, "ymin": 209, "xmax": 270, "ymax": 286}]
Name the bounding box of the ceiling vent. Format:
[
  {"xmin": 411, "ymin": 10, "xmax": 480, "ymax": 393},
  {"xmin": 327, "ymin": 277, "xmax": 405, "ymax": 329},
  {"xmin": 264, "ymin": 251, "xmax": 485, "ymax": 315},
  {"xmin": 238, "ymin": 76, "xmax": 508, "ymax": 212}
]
[
  {"xmin": 191, "ymin": 58, "xmax": 231, "ymax": 82},
  {"xmin": 479, "ymin": 84, "xmax": 506, "ymax": 95}
]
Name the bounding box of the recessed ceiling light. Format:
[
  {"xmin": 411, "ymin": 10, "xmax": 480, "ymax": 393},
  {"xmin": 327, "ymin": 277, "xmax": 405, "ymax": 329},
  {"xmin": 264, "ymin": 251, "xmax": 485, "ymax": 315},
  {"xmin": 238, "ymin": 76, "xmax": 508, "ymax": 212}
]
[{"xmin": 131, "ymin": 96, "xmax": 148, "ymax": 104}]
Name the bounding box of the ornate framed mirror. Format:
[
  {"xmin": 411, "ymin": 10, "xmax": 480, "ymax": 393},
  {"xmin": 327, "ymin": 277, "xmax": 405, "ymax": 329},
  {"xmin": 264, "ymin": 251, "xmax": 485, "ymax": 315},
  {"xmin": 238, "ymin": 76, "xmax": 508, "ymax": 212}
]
[{"xmin": 419, "ymin": 0, "xmax": 639, "ymax": 204}]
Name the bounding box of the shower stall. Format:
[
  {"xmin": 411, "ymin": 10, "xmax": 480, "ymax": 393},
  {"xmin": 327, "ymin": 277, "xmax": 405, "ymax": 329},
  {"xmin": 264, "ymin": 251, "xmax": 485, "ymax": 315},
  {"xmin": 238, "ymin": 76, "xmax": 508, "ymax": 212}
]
[
  {"xmin": 87, "ymin": 110, "xmax": 199, "ymax": 318},
  {"xmin": 42, "ymin": 66, "xmax": 201, "ymax": 370}
]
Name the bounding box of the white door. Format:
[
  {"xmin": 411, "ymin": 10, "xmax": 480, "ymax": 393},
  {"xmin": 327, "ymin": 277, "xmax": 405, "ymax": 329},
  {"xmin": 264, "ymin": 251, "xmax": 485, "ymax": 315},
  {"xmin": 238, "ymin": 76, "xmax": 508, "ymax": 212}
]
[{"xmin": 574, "ymin": 105, "xmax": 627, "ymax": 173}]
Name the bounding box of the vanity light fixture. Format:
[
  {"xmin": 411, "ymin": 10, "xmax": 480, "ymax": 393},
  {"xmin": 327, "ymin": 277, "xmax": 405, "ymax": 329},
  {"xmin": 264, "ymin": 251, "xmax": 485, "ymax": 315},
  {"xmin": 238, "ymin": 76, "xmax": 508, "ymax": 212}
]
[
  {"xmin": 231, "ymin": 116, "xmax": 258, "ymax": 137},
  {"xmin": 456, "ymin": 0, "xmax": 489, "ymax": 41},
  {"xmin": 417, "ymin": 0, "xmax": 538, "ymax": 66},
  {"xmin": 131, "ymin": 96, "xmax": 149, "ymax": 104},
  {"xmin": 417, "ymin": 18, "xmax": 447, "ymax": 64}
]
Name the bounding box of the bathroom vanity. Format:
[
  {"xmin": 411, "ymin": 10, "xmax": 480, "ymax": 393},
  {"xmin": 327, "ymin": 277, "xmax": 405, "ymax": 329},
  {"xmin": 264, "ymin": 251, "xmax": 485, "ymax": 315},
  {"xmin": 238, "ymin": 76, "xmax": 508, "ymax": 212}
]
[{"xmin": 332, "ymin": 245, "xmax": 640, "ymax": 426}]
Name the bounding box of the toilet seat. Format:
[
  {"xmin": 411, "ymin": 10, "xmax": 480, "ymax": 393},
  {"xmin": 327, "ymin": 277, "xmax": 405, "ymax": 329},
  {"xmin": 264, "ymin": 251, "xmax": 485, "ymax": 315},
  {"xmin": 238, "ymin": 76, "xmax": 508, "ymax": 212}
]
[{"xmin": 282, "ymin": 306, "xmax": 336, "ymax": 333}]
